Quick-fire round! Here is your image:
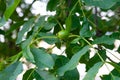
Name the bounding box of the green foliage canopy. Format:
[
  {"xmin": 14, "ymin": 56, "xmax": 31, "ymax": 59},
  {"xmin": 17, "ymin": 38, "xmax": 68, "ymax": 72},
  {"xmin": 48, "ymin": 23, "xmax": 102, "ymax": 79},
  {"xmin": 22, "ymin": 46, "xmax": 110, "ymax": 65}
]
[{"xmin": 0, "ymin": 0, "xmax": 120, "ymax": 80}]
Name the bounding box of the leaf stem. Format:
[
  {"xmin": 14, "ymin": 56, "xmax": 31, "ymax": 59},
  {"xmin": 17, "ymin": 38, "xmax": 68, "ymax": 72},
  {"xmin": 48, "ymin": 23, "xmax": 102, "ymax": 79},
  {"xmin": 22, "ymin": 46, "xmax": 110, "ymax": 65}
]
[
  {"xmin": 103, "ymin": 47, "xmax": 120, "ymax": 61},
  {"xmin": 81, "ymin": 37, "xmax": 114, "ymax": 78},
  {"xmin": 55, "ymin": 18, "xmax": 64, "ymax": 30},
  {"xmin": 78, "ymin": 0, "xmax": 86, "ymax": 17},
  {"xmin": 26, "ymin": 69, "xmax": 35, "ymax": 80},
  {"xmin": 69, "ymin": 34, "xmax": 80, "ymax": 38},
  {"xmin": 32, "ymin": 36, "xmax": 58, "ymax": 44},
  {"xmin": 69, "ymin": 1, "xmax": 79, "ymax": 16}
]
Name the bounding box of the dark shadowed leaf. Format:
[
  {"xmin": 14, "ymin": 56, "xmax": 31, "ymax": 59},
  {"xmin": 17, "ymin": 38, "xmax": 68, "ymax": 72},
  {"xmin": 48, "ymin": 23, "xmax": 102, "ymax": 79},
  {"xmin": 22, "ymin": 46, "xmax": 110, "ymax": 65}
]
[
  {"xmin": 80, "ymin": 18, "xmax": 95, "ymax": 37},
  {"xmin": 71, "ymin": 15, "xmax": 81, "ymax": 31},
  {"xmin": 60, "ymin": 68, "xmax": 79, "ymax": 80},
  {"xmin": 23, "ymin": 69, "xmax": 44, "ymax": 80},
  {"xmin": 54, "ymin": 55, "xmax": 79, "ymax": 80},
  {"xmin": 47, "ymin": 0, "xmax": 59, "ymax": 11},
  {"xmin": 0, "ymin": 0, "xmax": 6, "ymax": 16},
  {"xmin": 110, "ymin": 32, "xmax": 120, "ymax": 39},
  {"xmin": 0, "ymin": 29, "xmax": 5, "ymax": 35}
]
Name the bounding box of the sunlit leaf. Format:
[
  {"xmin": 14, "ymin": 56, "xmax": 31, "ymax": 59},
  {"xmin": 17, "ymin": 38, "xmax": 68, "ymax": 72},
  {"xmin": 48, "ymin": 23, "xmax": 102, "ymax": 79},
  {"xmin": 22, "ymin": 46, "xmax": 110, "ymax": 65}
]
[
  {"xmin": 0, "ymin": 61, "xmax": 23, "ymax": 80},
  {"xmin": 33, "ymin": 16, "xmax": 46, "ymax": 32},
  {"xmin": 65, "ymin": 16, "xmax": 72, "ymax": 32},
  {"xmin": 31, "ymin": 47, "xmax": 55, "ymax": 69},
  {"xmin": 6, "ymin": 21, "xmax": 25, "ymax": 35},
  {"xmin": 22, "ymin": 46, "xmax": 35, "ymax": 63},
  {"xmin": 16, "ymin": 18, "xmax": 35, "ymax": 44},
  {"xmin": 36, "ymin": 69, "xmax": 58, "ymax": 80},
  {"xmin": 83, "ymin": 62, "xmax": 103, "ymax": 80},
  {"xmin": 83, "ymin": 0, "xmax": 117, "ymax": 9},
  {"xmin": 44, "ymin": 21, "xmax": 57, "ymax": 30},
  {"xmin": 57, "ymin": 46, "xmax": 89, "ymax": 76},
  {"xmin": 4, "ymin": 0, "xmax": 21, "ymax": 20}
]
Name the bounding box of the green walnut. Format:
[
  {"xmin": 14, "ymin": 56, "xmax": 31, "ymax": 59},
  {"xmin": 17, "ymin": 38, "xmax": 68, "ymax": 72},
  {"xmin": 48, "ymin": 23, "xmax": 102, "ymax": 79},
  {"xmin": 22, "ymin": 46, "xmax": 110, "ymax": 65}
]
[{"xmin": 57, "ymin": 30, "xmax": 69, "ymax": 39}]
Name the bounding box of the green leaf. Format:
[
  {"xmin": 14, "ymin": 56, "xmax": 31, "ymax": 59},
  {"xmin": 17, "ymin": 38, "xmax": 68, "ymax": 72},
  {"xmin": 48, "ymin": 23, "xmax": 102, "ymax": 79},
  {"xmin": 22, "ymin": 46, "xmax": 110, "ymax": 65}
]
[
  {"xmin": 83, "ymin": 62, "xmax": 103, "ymax": 80},
  {"xmin": 110, "ymin": 32, "xmax": 120, "ymax": 39},
  {"xmin": 0, "ymin": 29, "xmax": 5, "ymax": 35},
  {"xmin": 55, "ymin": 56, "xmax": 69, "ymax": 69},
  {"xmin": 23, "ymin": 69, "xmax": 34, "ymax": 80},
  {"xmin": 0, "ymin": 17, "xmax": 6, "ymax": 27},
  {"xmin": 101, "ymin": 75, "xmax": 111, "ymax": 80},
  {"xmin": 93, "ymin": 35, "xmax": 115, "ymax": 45},
  {"xmin": 60, "ymin": 68, "xmax": 79, "ymax": 80},
  {"xmin": 101, "ymin": 67, "xmax": 120, "ymax": 80},
  {"xmin": 38, "ymin": 32, "xmax": 59, "ymax": 44},
  {"xmin": 71, "ymin": 15, "xmax": 81, "ymax": 31},
  {"xmin": 83, "ymin": 0, "xmax": 116, "ymax": 9},
  {"xmin": 6, "ymin": 21, "xmax": 25, "ymax": 35},
  {"xmin": 79, "ymin": 52, "xmax": 89, "ymax": 63},
  {"xmin": 0, "ymin": 0, "xmax": 6, "ymax": 14},
  {"xmin": 47, "ymin": 0, "xmax": 59, "ymax": 11},
  {"xmin": 23, "ymin": 69, "xmax": 44, "ymax": 80},
  {"xmin": 16, "ymin": 18, "xmax": 35, "ymax": 44},
  {"xmin": 80, "ymin": 18, "xmax": 95, "ymax": 37},
  {"xmin": 33, "ymin": 16, "xmax": 46, "ymax": 32},
  {"xmin": 22, "ymin": 46, "xmax": 35, "ymax": 63},
  {"xmin": 44, "ymin": 22, "xmax": 57, "ymax": 30},
  {"xmin": 86, "ymin": 50, "xmax": 106, "ymax": 71},
  {"xmin": 4, "ymin": 0, "xmax": 21, "ymax": 20},
  {"xmin": 30, "ymin": 47, "xmax": 55, "ymax": 69},
  {"xmin": 0, "ymin": 61, "xmax": 23, "ymax": 80},
  {"xmin": 21, "ymin": 36, "xmax": 33, "ymax": 49},
  {"xmin": 107, "ymin": 62, "xmax": 120, "ymax": 73},
  {"xmin": 112, "ymin": 76, "xmax": 120, "ymax": 80},
  {"xmin": 71, "ymin": 38, "xmax": 80, "ymax": 44},
  {"xmin": 21, "ymin": 36, "xmax": 35, "ymax": 63},
  {"xmin": 66, "ymin": 44, "xmax": 83, "ymax": 59},
  {"xmin": 36, "ymin": 69, "xmax": 58, "ymax": 80},
  {"xmin": 65, "ymin": 16, "xmax": 72, "ymax": 32},
  {"xmin": 57, "ymin": 46, "xmax": 89, "ymax": 76}
]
